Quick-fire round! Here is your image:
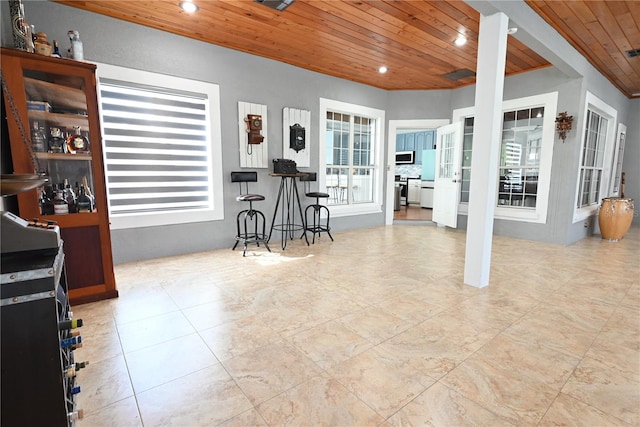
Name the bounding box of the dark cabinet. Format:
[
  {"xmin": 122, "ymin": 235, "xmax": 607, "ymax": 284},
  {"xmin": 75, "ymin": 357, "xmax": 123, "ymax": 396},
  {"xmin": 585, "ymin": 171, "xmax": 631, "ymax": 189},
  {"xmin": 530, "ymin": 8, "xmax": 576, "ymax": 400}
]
[{"xmin": 1, "ymin": 245, "xmax": 84, "ymax": 426}]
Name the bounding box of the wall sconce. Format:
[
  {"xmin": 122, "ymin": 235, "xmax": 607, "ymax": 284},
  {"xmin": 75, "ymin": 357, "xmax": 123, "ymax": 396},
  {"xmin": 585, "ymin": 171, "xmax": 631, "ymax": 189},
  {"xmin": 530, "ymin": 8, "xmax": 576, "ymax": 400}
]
[{"xmin": 555, "ymin": 111, "xmax": 574, "ymax": 142}]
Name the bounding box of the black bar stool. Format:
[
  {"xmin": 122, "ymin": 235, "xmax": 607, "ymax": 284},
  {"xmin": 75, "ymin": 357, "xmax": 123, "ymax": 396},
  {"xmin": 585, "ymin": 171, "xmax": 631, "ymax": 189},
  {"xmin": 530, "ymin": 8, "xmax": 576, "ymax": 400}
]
[
  {"xmin": 299, "ymin": 172, "xmax": 334, "ymax": 243},
  {"xmin": 231, "ymin": 171, "xmax": 271, "ymax": 256}
]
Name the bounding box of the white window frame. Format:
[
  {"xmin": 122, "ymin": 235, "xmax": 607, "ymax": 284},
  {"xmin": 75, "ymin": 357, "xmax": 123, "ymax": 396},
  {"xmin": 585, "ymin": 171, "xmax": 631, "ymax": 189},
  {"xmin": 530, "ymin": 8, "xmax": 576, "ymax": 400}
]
[
  {"xmin": 573, "ymin": 91, "xmax": 618, "ymax": 222},
  {"xmin": 319, "ymin": 98, "xmax": 385, "ymax": 218},
  {"xmin": 95, "ymin": 63, "xmax": 224, "ymax": 229},
  {"xmin": 452, "ymin": 91, "xmax": 558, "ymax": 223}
]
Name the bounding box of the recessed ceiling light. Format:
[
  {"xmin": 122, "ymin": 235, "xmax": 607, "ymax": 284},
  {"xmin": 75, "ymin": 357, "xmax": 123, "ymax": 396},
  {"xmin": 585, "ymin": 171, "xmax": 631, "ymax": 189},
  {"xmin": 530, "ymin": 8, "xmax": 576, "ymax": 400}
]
[
  {"xmin": 454, "ymin": 36, "xmax": 467, "ymax": 47},
  {"xmin": 179, "ymin": 1, "xmax": 199, "ymax": 13},
  {"xmin": 378, "ymin": 66, "xmax": 388, "ymax": 74}
]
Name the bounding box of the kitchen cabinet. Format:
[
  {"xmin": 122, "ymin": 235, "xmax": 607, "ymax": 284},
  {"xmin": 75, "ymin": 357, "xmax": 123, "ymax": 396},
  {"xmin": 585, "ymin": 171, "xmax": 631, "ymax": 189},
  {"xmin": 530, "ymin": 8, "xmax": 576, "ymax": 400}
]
[
  {"xmin": 404, "ymin": 133, "xmax": 416, "ymax": 151},
  {"xmin": 1, "ymin": 47, "xmax": 117, "ymax": 304},
  {"xmin": 396, "ymin": 133, "xmax": 405, "ymax": 152},
  {"xmin": 415, "ymin": 133, "xmax": 424, "ymax": 164},
  {"xmin": 396, "ymin": 130, "xmax": 436, "ymax": 165},
  {"xmin": 420, "ymin": 181, "xmax": 434, "ymax": 208},
  {"xmin": 407, "ymin": 179, "xmax": 421, "ymax": 204}
]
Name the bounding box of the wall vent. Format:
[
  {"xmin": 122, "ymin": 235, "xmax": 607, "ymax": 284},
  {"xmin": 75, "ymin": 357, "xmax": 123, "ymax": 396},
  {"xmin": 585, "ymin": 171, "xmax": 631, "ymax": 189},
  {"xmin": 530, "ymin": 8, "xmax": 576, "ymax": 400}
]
[
  {"xmin": 626, "ymin": 49, "xmax": 640, "ymax": 58},
  {"xmin": 254, "ymin": 0, "xmax": 295, "ymax": 11},
  {"xmin": 443, "ymin": 69, "xmax": 476, "ymax": 81}
]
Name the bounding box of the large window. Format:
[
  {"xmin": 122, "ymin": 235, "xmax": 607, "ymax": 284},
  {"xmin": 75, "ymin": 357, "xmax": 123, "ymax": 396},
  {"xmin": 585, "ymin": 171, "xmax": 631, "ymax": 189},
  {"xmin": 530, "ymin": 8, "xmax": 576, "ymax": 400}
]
[
  {"xmin": 453, "ymin": 92, "xmax": 557, "ymax": 223},
  {"xmin": 96, "ymin": 63, "xmax": 223, "ymax": 229},
  {"xmin": 577, "ymin": 109, "xmax": 608, "ymax": 208},
  {"xmin": 498, "ymin": 106, "xmax": 544, "ymax": 208},
  {"xmin": 573, "ymin": 91, "xmax": 617, "ymax": 221},
  {"xmin": 319, "ymin": 98, "xmax": 385, "ymax": 217},
  {"xmin": 325, "ymin": 112, "xmax": 374, "ymax": 205}
]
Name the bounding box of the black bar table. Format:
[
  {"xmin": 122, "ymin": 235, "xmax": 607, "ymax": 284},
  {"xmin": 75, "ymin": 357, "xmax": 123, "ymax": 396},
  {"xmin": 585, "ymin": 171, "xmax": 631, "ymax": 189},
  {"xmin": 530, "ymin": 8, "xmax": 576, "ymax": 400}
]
[{"xmin": 268, "ymin": 173, "xmax": 310, "ymax": 250}]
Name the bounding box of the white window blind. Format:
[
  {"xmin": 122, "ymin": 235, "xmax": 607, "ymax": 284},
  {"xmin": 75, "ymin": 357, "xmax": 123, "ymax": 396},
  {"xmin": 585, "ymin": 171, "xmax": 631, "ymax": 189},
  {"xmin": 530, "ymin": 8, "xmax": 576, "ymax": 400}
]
[
  {"xmin": 96, "ymin": 63, "xmax": 224, "ymax": 230},
  {"xmin": 100, "ymin": 80, "xmax": 213, "ymax": 216}
]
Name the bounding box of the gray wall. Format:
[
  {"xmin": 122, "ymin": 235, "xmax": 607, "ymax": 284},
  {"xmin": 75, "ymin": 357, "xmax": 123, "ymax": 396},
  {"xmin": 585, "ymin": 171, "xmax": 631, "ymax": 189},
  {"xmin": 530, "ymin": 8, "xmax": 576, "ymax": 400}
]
[
  {"xmin": 3, "ymin": 1, "xmax": 390, "ymax": 263},
  {"xmin": 2, "ymin": 1, "xmax": 637, "ymax": 263},
  {"xmin": 624, "ymin": 99, "xmax": 640, "ymax": 225}
]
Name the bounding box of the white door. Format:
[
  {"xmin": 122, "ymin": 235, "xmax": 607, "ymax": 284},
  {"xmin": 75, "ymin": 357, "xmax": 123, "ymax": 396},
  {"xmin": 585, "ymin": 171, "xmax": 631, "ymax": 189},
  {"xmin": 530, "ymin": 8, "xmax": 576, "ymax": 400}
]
[{"xmin": 433, "ymin": 122, "xmax": 463, "ymax": 227}]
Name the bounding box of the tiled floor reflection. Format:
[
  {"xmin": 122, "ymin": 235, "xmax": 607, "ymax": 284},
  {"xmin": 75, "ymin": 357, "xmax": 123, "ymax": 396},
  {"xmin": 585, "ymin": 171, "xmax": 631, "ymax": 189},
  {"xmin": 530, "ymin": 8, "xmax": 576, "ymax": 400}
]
[{"xmin": 75, "ymin": 225, "xmax": 640, "ymax": 426}]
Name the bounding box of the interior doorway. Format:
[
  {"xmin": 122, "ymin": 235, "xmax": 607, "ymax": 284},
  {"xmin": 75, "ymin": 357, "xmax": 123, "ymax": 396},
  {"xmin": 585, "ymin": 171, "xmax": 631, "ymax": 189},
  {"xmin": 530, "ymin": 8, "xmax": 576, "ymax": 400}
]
[{"xmin": 385, "ymin": 119, "xmax": 449, "ymax": 225}]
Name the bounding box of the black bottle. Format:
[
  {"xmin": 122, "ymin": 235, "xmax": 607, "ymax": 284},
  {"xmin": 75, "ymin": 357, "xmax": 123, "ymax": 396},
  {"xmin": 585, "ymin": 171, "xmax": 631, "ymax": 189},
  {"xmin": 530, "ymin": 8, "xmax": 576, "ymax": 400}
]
[{"xmin": 39, "ymin": 185, "xmax": 55, "ymax": 215}]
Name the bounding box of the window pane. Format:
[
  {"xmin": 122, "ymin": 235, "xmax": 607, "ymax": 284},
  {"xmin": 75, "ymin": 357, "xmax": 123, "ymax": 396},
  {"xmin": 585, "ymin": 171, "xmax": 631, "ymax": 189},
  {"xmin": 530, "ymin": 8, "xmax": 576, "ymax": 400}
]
[
  {"xmin": 516, "ymin": 109, "xmax": 530, "ymax": 128},
  {"xmin": 464, "ymin": 117, "xmax": 474, "ymax": 133},
  {"xmin": 595, "ymin": 117, "xmax": 607, "ymax": 167},
  {"xmin": 461, "ymin": 168, "xmax": 471, "ymax": 203},
  {"xmin": 439, "ymin": 132, "xmax": 455, "ymax": 178},
  {"xmin": 523, "ymin": 171, "xmax": 538, "ymax": 207},
  {"xmin": 352, "ymin": 168, "xmax": 373, "ymax": 203},
  {"xmin": 591, "ymin": 169, "xmax": 602, "ymax": 204},
  {"xmin": 581, "ymin": 169, "xmax": 592, "ymax": 207},
  {"xmin": 530, "ymin": 107, "xmax": 544, "ymax": 127},
  {"xmin": 503, "ymin": 111, "xmax": 516, "ymax": 129},
  {"xmin": 326, "ymin": 166, "xmax": 349, "ymax": 205}
]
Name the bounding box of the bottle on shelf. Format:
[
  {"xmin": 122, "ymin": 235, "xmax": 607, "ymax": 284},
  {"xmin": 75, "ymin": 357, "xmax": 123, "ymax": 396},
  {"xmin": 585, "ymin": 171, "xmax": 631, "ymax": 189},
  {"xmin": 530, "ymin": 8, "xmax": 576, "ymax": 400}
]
[
  {"xmin": 67, "ymin": 410, "xmax": 84, "ymax": 422},
  {"xmin": 39, "ymin": 185, "xmax": 54, "ymax": 215},
  {"xmin": 63, "ymin": 179, "xmax": 77, "ymax": 213},
  {"xmin": 58, "ymin": 318, "xmax": 83, "ymax": 330},
  {"xmin": 76, "ymin": 185, "xmax": 92, "ymax": 213},
  {"xmin": 61, "ymin": 336, "xmax": 82, "ymax": 348},
  {"xmin": 9, "ymin": 0, "xmax": 29, "ymax": 51},
  {"xmin": 33, "ymin": 31, "xmax": 51, "ymax": 56},
  {"xmin": 48, "ymin": 127, "xmax": 66, "ymax": 153},
  {"xmin": 53, "ymin": 186, "xmax": 69, "ymax": 215},
  {"xmin": 30, "ymin": 120, "xmax": 47, "ymax": 152},
  {"xmin": 65, "ymin": 361, "xmax": 89, "ymax": 377},
  {"xmin": 66, "ymin": 125, "xmax": 90, "ymax": 154},
  {"xmin": 74, "ymin": 361, "xmax": 89, "ymax": 370},
  {"xmin": 82, "ymin": 176, "xmax": 95, "ymax": 211},
  {"xmin": 64, "ymin": 366, "xmax": 77, "ymax": 378},
  {"xmin": 67, "ymin": 30, "xmax": 84, "ymax": 61},
  {"xmin": 51, "ymin": 40, "xmax": 62, "ymax": 57}
]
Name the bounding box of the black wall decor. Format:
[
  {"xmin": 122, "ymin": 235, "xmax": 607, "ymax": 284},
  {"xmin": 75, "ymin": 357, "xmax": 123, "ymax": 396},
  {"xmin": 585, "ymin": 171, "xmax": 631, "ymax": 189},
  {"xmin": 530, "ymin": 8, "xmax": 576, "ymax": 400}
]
[{"xmin": 289, "ymin": 123, "xmax": 305, "ymax": 152}]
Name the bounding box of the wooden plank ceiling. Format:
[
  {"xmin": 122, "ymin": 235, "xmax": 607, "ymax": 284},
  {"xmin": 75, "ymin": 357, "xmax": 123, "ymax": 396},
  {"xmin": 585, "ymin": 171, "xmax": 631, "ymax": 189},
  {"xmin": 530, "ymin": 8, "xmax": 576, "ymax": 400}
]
[
  {"xmin": 56, "ymin": 0, "xmax": 638, "ymax": 98},
  {"xmin": 527, "ymin": 1, "xmax": 639, "ymax": 99}
]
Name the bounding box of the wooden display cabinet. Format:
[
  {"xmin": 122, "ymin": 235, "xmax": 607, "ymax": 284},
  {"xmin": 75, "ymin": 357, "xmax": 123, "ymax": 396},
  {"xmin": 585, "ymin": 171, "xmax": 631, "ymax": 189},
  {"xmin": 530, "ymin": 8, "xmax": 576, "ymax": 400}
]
[{"xmin": 1, "ymin": 47, "xmax": 117, "ymax": 304}]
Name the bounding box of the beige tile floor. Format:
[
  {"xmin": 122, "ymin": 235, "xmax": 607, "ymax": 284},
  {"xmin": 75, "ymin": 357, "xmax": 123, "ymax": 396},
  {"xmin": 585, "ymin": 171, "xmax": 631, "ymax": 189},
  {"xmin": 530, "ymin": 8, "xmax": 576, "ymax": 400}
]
[{"xmin": 74, "ymin": 225, "xmax": 640, "ymax": 426}]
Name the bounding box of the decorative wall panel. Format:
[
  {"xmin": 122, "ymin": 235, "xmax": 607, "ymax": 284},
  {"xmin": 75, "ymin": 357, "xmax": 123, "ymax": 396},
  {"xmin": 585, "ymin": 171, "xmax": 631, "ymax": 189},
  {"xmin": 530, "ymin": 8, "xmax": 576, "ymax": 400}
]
[{"xmin": 238, "ymin": 101, "xmax": 268, "ymax": 168}]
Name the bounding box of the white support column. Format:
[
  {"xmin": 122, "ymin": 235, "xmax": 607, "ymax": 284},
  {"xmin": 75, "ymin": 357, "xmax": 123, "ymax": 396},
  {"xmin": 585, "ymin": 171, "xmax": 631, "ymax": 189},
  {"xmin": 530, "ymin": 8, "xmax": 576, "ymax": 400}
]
[{"xmin": 463, "ymin": 12, "xmax": 509, "ymax": 288}]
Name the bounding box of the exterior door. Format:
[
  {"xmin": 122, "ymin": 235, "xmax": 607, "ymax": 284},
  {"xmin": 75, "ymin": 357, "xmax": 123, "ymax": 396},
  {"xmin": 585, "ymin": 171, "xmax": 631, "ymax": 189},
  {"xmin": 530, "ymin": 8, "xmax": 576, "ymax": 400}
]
[{"xmin": 433, "ymin": 122, "xmax": 463, "ymax": 227}]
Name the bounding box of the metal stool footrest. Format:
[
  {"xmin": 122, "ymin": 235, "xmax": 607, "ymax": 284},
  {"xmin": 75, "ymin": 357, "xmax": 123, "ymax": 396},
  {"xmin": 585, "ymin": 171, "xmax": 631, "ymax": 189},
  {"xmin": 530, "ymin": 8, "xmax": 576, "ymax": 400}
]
[
  {"xmin": 303, "ymin": 203, "xmax": 333, "ymax": 244},
  {"xmin": 233, "ymin": 202, "xmax": 271, "ymax": 256}
]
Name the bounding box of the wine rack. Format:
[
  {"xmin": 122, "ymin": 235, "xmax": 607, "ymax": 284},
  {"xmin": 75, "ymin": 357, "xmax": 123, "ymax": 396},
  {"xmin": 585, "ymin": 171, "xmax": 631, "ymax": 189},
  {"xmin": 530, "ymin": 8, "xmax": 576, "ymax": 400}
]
[{"xmin": 0, "ymin": 244, "xmax": 86, "ymax": 426}]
